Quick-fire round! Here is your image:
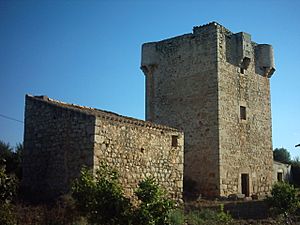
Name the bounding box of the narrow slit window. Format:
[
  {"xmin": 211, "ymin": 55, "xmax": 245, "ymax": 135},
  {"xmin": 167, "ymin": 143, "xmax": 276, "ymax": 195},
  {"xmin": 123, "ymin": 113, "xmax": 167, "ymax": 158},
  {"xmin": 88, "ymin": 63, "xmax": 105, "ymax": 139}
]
[
  {"xmin": 171, "ymin": 135, "xmax": 178, "ymax": 147},
  {"xmin": 240, "ymin": 68, "xmax": 245, "ymax": 74},
  {"xmin": 240, "ymin": 106, "xmax": 246, "ymax": 120}
]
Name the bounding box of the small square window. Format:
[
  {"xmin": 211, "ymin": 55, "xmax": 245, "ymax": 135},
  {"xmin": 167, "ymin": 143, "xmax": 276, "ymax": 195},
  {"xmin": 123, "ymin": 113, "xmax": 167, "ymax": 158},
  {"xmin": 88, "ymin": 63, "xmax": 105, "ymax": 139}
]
[
  {"xmin": 240, "ymin": 106, "xmax": 246, "ymax": 120},
  {"xmin": 171, "ymin": 135, "xmax": 178, "ymax": 147}
]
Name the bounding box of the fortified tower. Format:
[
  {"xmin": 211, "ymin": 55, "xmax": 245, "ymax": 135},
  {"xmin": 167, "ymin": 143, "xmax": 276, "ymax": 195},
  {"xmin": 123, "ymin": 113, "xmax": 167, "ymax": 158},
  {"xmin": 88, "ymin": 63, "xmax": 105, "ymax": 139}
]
[{"xmin": 141, "ymin": 22, "xmax": 275, "ymax": 197}]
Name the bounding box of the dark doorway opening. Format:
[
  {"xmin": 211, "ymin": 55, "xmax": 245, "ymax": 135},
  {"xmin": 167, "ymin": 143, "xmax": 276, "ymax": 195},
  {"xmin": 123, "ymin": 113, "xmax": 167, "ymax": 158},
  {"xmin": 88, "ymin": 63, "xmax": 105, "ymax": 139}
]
[{"xmin": 241, "ymin": 173, "xmax": 250, "ymax": 197}]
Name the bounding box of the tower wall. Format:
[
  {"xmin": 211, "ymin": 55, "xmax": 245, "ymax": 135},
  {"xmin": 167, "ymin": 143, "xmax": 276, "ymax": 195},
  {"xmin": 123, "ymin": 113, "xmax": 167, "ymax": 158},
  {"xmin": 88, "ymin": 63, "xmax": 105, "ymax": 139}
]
[
  {"xmin": 217, "ymin": 25, "xmax": 274, "ymax": 197},
  {"xmin": 142, "ymin": 23, "xmax": 220, "ymax": 197},
  {"xmin": 141, "ymin": 22, "xmax": 275, "ymax": 198}
]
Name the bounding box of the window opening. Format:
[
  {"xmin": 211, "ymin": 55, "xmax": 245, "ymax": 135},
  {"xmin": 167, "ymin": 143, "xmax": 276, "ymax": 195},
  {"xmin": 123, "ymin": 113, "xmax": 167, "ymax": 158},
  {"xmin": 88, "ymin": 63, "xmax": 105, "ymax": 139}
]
[
  {"xmin": 171, "ymin": 135, "xmax": 178, "ymax": 147},
  {"xmin": 277, "ymin": 172, "xmax": 283, "ymax": 182},
  {"xmin": 240, "ymin": 106, "xmax": 246, "ymax": 120}
]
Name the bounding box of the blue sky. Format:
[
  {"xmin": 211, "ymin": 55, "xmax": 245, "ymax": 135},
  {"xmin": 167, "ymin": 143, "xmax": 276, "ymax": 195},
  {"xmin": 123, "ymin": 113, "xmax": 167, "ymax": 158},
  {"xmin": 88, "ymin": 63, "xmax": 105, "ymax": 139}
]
[{"xmin": 0, "ymin": 0, "xmax": 299, "ymax": 158}]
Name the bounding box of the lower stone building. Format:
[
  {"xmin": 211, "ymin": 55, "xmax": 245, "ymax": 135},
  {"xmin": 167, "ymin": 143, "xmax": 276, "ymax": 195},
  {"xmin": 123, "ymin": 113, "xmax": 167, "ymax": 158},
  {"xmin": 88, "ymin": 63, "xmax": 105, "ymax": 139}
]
[
  {"xmin": 22, "ymin": 95, "xmax": 183, "ymax": 201},
  {"xmin": 273, "ymin": 161, "xmax": 291, "ymax": 183}
]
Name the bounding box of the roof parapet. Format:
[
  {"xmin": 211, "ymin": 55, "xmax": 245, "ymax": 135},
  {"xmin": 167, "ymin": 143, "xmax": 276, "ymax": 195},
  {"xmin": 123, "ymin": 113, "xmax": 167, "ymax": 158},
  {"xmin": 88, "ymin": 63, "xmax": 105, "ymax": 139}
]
[{"xmin": 26, "ymin": 94, "xmax": 181, "ymax": 132}]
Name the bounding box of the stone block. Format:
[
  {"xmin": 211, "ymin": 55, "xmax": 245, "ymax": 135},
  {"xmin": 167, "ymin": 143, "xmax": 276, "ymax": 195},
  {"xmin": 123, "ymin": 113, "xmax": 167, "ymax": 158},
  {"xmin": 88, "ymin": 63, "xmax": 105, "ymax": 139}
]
[{"xmin": 228, "ymin": 193, "xmax": 245, "ymax": 201}]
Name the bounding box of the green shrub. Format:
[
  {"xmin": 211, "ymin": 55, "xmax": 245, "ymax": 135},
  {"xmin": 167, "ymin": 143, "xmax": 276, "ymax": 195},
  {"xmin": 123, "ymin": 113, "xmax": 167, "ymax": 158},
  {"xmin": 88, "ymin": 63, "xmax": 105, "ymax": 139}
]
[
  {"xmin": 73, "ymin": 164, "xmax": 176, "ymax": 225},
  {"xmin": 186, "ymin": 210, "xmax": 205, "ymax": 225},
  {"xmin": 72, "ymin": 163, "xmax": 132, "ymax": 225},
  {"xmin": 134, "ymin": 177, "xmax": 174, "ymax": 225},
  {"xmin": 0, "ymin": 168, "xmax": 17, "ymax": 225},
  {"xmin": 267, "ymin": 182, "xmax": 300, "ymax": 214},
  {"xmin": 0, "ymin": 167, "xmax": 18, "ymax": 203},
  {"xmin": 0, "ymin": 203, "xmax": 16, "ymax": 225},
  {"xmin": 168, "ymin": 208, "xmax": 185, "ymax": 225},
  {"xmin": 185, "ymin": 206, "xmax": 232, "ymax": 225},
  {"xmin": 216, "ymin": 204, "xmax": 232, "ymax": 224}
]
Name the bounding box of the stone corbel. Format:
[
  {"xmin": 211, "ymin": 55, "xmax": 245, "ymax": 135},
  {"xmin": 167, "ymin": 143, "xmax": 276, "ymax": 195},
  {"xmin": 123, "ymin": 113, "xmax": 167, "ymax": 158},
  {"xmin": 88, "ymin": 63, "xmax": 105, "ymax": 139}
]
[
  {"xmin": 261, "ymin": 66, "xmax": 275, "ymax": 78},
  {"xmin": 140, "ymin": 64, "xmax": 157, "ymax": 76}
]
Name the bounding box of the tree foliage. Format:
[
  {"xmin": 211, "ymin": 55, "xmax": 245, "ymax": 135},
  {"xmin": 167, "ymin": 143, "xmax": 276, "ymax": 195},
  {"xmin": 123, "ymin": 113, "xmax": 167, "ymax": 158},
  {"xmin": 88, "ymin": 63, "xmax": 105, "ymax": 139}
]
[
  {"xmin": 267, "ymin": 182, "xmax": 300, "ymax": 214},
  {"xmin": 273, "ymin": 148, "xmax": 291, "ymax": 164},
  {"xmin": 0, "ymin": 140, "xmax": 23, "ymax": 179},
  {"xmin": 0, "ymin": 141, "xmax": 19, "ymax": 204},
  {"xmin": 291, "ymin": 157, "xmax": 300, "ymax": 187}
]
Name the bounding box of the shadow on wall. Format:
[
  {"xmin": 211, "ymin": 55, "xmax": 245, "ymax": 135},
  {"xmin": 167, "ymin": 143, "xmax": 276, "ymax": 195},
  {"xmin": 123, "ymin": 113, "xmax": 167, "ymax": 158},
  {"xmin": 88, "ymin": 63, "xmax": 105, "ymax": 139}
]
[{"xmin": 183, "ymin": 177, "xmax": 199, "ymax": 201}]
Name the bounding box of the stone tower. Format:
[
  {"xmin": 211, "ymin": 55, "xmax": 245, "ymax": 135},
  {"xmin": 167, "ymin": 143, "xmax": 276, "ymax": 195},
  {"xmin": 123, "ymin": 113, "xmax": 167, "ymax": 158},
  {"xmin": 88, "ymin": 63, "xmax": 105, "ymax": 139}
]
[{"xmin": 141, "ymin": 22, "xmax": 275, "ymax": 197}]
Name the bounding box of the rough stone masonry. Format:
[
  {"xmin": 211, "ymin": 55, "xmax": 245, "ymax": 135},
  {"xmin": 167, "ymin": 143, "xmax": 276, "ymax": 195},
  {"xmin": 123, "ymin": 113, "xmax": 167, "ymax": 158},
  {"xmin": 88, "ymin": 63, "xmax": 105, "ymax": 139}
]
[
  {"xmin": 23, "ymin": 22, "xmax": 275, "ymax": 201},
  {"xmin": 22, "ymin": 95, "xmax": 183, "ymax": 200},
  {"xmin": 141, "ymin": 22, "xmax": 275, "ymax": 197}
]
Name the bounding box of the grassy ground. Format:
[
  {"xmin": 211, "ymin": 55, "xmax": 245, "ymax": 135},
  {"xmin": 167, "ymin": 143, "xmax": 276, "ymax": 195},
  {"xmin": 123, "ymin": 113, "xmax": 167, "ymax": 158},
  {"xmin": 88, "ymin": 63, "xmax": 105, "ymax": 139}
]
[
  {"xmin": 4, "ymin": 198, "xmax": 300, "ymax": 224},
  {"xmin": 185, "ymin": 199, "xmax": 300, "ymax": 225}
]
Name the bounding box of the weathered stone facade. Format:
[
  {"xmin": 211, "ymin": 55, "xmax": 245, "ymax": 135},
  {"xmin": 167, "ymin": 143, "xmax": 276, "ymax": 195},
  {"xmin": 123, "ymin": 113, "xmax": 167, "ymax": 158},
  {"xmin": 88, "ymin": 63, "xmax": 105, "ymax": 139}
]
[
  {"xmin": 23, "ymin": 22, "xmax": 276, "ymax": 201},
  {"xmin": 141, "ymin": 22, "xmax": 275, "ymax": 197},
  {"xmin": 273, "ymin": 161, "xmax": 291, "ymax": 183},
  {"xmin": 23, "ymin": 95, "xmax": 183, "ymax": 200}
]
